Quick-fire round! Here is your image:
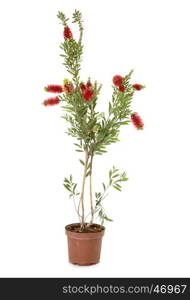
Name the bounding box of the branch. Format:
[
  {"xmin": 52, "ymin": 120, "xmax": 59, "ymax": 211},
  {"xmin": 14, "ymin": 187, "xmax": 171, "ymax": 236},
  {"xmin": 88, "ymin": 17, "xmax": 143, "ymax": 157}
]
[
  {"xmin": 94, "ymin": 166, "xmax": 128, "ymax": 224},
  {"xmin": 63, "ymin": 175, "xmax": 81, "ymax": 222},
  {"xmin": 77, "ymin": 149, "xmax": 89, "ymax": 227},
  {"xmin": 57, "ymin": 11, "xmax": 69, "ymax": 27},
  {"xmin": 72, "ymin": 10, "xmax": 84, "ymax": 44},
  {"xmin": 89, "ymin": 154, "xmax": 94, "ymax": 224}
]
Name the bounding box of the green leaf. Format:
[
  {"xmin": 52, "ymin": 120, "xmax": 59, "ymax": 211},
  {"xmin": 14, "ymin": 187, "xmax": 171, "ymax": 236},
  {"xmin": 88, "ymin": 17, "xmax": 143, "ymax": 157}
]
[
  {"xmin": 63, "ymin": 184, "xmax": 71, "ymax": 192},
  {"xmin": 112, "ymin": 174, "xmax": 119, "ymax": 178},
  {"xmin": 115, "ymin": 183, "xmax": 121, "ymax": 188},
  {"xmin": 122, "ymin": 178, "xmax": 128, "ymax": 181},
  {"xmin": 95, "ymin": 152, "xmax": 104, "ymax": 155},
  {"xmin": 104, "ymin": 216, "xmax": 113, "ymax": 222},
  {"xmin": 73, "ymin": 183, "xmax": 77, "ymax": 193},
  {"xmin": 74, "ymin": 143, "xmax": 81, "ymax": 148},
  {"xmin": 95, "ymin": 192, "xmax": 101, "ymax": 199},
  {"xmin": 79, "ymin": 159, "xmax": 85, "ymax": 166},
  {"xmin": 113, "ymin": 185, "xmax": 121, "ymax": 191},
  {"xmin": 64, "ymin": 178, "xmax": 69, "ymax": 183},
  {"xmin": 85, "ymin": 170, "xmax": 91, "ymax": 177}
]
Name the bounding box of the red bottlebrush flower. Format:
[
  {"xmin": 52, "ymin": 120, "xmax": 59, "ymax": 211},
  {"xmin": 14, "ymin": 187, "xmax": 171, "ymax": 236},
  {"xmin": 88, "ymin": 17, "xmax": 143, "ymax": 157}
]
[
  {"xmin": 64, "ymin": 26, "xmax": 72, "ymax": 39},
  {"xmin": 82, "ymin": 89, "xmax": 94, "ymax": 101},
  {"xmin": 80, "ymin": 83, "xmax": 86, "ymax": 91},
  {"xmin": 44, "ymin": 84, "xmax": 63, "ymax": 93},
  {"xmin": 133, "ymin": 84, "xmax": 144, "ymax": 91},
  {"xmin": 43, "ymin": 97, "xmax": 60, "ymax": 106},
  {"xmin": 63, "ymin": 83, "xmax": 74, "ymax": 94},
  {"xmin": 131, "ymin": 112, "xmax": 144, "ymax": 130},
  {"xmin": 113, "ymin": 75, "xmax": 124, "ymax": 87},
  {"xmin": 118, "ymin": 85, "xmax": 125, "ymax": 92},
  {"xmin": 86, "ymin": 81, "xmax": 92, "ymax": 88}
]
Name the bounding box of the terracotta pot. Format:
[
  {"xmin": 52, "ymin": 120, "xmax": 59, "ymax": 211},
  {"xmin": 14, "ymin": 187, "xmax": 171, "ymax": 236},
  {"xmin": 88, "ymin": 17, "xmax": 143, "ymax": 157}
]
[{"xmin": 65, "ymin": 223, "xmax": 105, "ymax": 266}]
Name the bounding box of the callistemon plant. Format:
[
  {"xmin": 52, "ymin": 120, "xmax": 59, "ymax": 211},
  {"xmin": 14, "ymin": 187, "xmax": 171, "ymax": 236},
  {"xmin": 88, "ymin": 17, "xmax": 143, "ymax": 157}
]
[{"xmin": 43, "ymin": 10, "xmax": 145, "ymax": 231}]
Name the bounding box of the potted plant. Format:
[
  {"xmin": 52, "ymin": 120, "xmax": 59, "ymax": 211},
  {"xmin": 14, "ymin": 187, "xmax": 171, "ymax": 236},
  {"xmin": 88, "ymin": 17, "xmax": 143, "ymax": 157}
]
[{"xmin": 42, "ymin": 10, "xmax": 145, "ymax": 266}]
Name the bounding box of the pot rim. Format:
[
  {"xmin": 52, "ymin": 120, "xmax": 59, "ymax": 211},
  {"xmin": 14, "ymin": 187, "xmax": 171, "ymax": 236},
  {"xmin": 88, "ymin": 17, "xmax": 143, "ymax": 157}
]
[
  {"xmin": 65, "ymin": 222, "xmax": 105, "ymax": 232},
  {"xmin": 65, "ymin": 223, "xmax": 105, "ymax": 239}
]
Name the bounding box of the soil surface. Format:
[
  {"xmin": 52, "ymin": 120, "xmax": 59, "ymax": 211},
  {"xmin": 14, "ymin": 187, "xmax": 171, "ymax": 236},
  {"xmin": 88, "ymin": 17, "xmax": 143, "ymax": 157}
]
[{"xmin": 66, "ymin": 223, "xmax": 105, "ymax": 233}]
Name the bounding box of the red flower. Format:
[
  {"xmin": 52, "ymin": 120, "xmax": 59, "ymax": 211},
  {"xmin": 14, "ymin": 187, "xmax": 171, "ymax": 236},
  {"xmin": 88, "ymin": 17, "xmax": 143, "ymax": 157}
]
[
  {"xmin": 80, "ymin": 83, "xmax": 86, "ymax": 91},
  {"xmin": 113, "ymin": 75, "xmax": 123, "ymax": 87},
  {"xmin": 64, "ymin": 26, "xmax": 72, "ymax": 39},
  {"xmin": 131, "ymin": 112, "xmax": 144, "ymax": 130},
  {"xmin": 86, "ymin": 81, "xmax": 92, "ymax": 88},
  {"xmin": 63, "ymin": 83, "xmax": 74, "ymax": 94},
  {"xmin": 133, "ymin": 84, "xmax": 144, "ymax": 91},
  {"xmin": 43, "ymin": 97, "xmax": 60, "ymax": 106},
  {"xmin": 44, "ymin": 84, "xmax": 63, "ymax": 93},
  {"xmin": 82, "ymin": 89, "xmax": 94, "ymax": 101},
  {"xmin": 118, "ymin": 85, "xmax": 125, "ymax": 92}
]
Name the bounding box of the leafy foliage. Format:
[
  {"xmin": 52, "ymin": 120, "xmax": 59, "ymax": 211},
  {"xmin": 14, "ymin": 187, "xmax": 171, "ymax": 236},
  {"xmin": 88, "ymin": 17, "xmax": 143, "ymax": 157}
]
[
  {"xmin": 63, "ymin": 175, "xmax": 80, "ymax": 199},
  {"xmin": 53, "ymin": 10, "xmax": 144, "ymax": 226},
  {"xmin": 60, "ymin": 40, "xmax": 83, "ymax": 85},
  {"xmin": 58, "ymin": 10, "xmax": 134, "ymax": 161},
  {"xmin": 72, "ymin": 10, "xmax": 83, "ymax": 40},
  {"xmin": 94, "ymin": 166, "xmax": 128, "ymax": 224},
  {"xmin": 57, "ymin": 11, "xmax": 69, "ymax": 27}
]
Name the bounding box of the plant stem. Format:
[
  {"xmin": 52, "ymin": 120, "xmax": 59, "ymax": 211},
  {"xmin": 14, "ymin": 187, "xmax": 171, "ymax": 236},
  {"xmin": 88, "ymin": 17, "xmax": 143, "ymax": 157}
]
[
  {"xmin": 79, "ymin": 28, "xmax": 83, "ymax": 44},
  {"xmin": 72, "ymin": 195, "xmax": 81, "ymax": 223},
  {"xmin": 89, "ymin": 154, "xmax": 94, "ymax": 224},
  {"xmin": 78, "ymin": 149, "xmax": 89, "ymax": 227},
  {"xmin": 78, "ymin": 23, "xmax": 83, "ymax": 44}
]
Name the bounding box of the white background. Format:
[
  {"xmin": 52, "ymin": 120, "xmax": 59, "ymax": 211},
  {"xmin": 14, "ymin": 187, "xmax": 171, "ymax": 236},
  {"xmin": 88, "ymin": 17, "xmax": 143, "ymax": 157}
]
[{"xmin": 0, "ymin": 0, "xmax": 190, "ymax": 277}]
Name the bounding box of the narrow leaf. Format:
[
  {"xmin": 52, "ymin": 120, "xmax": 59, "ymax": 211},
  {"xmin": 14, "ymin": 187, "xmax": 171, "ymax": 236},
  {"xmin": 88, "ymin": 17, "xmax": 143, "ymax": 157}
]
[{"xmin": 79, "ymin": 159, "xmax": 85, "ymax": 166}]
